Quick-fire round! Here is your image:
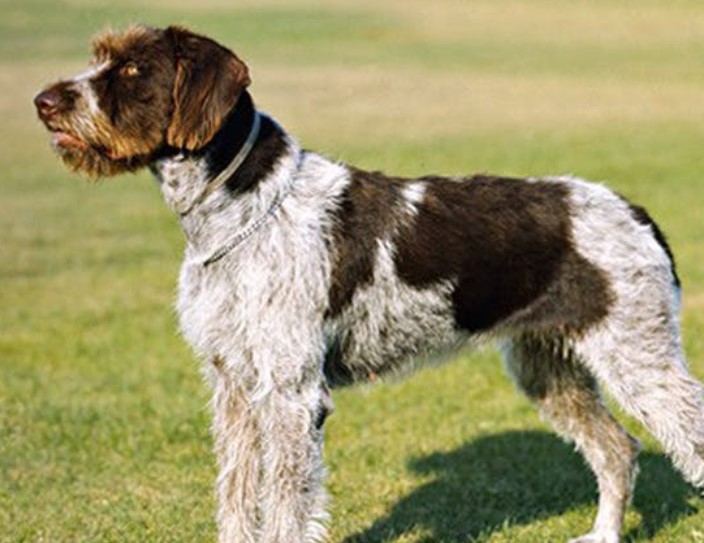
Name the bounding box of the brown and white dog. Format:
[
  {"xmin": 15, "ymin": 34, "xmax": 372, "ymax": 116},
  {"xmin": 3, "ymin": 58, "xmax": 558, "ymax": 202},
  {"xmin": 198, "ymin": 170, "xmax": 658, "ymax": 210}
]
[{"xmin": 35, "ymin": 25, "xmax": 704, "ymax": 543}]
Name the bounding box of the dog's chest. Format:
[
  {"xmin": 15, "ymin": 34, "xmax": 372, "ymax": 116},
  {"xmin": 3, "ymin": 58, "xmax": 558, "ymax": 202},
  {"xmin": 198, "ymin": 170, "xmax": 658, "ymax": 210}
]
[
  {"xmin": 175, "ymin": 224, "xmax": 333, "ymax": 379},
  {"xmin": 176, "ymin": 261, "xmax": 237, "ymax": 359}
]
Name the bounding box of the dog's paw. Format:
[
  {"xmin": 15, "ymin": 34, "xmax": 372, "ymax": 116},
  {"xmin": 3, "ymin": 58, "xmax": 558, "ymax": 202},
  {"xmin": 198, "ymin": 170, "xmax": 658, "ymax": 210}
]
[{"xmin": 568, "ymin": 531, "xmax": 619, "ymax": 543}]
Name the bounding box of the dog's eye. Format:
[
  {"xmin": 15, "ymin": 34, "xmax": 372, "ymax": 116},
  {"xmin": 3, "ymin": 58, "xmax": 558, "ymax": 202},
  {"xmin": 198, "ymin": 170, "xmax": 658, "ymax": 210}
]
[{"xmin": 120, "ymin": 62, "xmax": 140, "ymax": 78}]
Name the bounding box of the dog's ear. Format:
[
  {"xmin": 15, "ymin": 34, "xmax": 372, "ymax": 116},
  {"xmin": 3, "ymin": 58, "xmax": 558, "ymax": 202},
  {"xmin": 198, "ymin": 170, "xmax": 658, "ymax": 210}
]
[{"xmin": 165, "ymin": 26, "xmax": 251, "ymax": 151}]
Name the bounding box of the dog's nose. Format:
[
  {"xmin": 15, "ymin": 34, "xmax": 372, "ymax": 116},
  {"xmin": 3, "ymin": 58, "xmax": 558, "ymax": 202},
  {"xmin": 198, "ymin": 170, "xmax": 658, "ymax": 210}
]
[{"xmin": 34, "ymin": 89, "xmax": 61, "ymax": 119}]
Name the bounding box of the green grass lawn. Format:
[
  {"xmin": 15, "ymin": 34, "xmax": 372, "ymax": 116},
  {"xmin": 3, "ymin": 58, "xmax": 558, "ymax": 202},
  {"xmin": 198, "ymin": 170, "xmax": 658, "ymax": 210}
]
[{"xmin": 2, "ymin": 1, "xmax": 704, "ymax": 542}]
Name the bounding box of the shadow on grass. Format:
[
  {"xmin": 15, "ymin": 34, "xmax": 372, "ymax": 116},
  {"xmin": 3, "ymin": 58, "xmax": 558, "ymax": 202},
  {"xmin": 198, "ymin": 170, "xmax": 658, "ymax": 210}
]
[{"xmin": 343, "ymin": 430, "xmax": 698, "ymax": 543}]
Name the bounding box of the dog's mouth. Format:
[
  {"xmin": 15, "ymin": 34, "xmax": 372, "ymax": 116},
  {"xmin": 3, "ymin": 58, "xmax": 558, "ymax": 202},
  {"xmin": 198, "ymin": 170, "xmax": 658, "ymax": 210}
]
[
  {"xmin": 48, "ymin": 128, "xmax": 126, "ymax": 161},
  {"xmin": 43, "ymin": 124, "xmax": 153, "ymax": 177},
  {"xmin": 38, "ymin": 112, "xmax": 155, "ymax": 177},
  {"xmin": 51, "ymin": 130, "xmax": 90, "ymax": 152},
  {"xmin": 37, "ymin": 108, "xmax": 122, "ymax": 160}
]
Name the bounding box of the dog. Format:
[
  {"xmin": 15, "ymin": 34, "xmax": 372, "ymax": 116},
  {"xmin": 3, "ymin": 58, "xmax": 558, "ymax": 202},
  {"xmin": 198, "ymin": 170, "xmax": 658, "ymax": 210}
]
[{"xmin": 34, "ymin": 25, "xmax": 704, "ymax": 543}]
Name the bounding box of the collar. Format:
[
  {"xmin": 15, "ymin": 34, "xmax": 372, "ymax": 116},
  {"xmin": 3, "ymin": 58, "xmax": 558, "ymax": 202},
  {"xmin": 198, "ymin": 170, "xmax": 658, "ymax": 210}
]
[
  {"xmin": 178, "ymin": 111, "xmax": 261, "ymax": 217},
  {"xmin": 188, "ymin": 149, "xmax": 305, "ymax": 268}
]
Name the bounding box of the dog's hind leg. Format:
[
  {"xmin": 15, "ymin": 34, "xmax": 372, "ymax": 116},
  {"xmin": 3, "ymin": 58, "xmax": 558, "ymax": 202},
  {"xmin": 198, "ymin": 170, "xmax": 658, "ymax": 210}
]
[
  {"xmin": 567, "ymin": 180, "xmax": 704, "ymax": 492},
  {"xmin": 573, "ymin": 296, "xmax": 704, "ymax": 494},
  {"xmin": 504, "ymin": 333, "xmax": 640, "ymax": 543}
]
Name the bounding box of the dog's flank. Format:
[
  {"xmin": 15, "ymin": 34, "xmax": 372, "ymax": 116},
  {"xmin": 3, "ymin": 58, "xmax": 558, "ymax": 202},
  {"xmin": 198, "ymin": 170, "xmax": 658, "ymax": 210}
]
[{"xmin": 35, "ymin": 24, "xmax": 703, "ymax": 543}]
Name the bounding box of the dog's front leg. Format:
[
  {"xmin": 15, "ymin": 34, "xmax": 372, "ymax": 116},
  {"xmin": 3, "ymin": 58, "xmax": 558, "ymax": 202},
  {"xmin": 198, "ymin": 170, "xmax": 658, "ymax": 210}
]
[
  {"xmin": 257, "ymin": 379, "xmax": 331, "ymax": 543},
  {"xmin": 211, "ymin": 368, "xmax": 262, "ymax": 543}
]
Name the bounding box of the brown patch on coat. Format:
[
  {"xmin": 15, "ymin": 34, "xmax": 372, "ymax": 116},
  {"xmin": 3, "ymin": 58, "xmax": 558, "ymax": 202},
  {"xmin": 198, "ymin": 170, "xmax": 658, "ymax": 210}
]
[
  {"xmin": 393, "ymin": 176, "xmax": 612, "ymax": 333},
  {"xmin": 325, "ymin": 167, "xmax": 404, "ymax": 318}
]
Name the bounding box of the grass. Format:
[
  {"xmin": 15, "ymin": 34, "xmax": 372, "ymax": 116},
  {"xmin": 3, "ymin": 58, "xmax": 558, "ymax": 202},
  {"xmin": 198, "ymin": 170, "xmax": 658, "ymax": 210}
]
[{"xmin": 2, "ymin": 1, "xmax": 703, "ymax": 542}]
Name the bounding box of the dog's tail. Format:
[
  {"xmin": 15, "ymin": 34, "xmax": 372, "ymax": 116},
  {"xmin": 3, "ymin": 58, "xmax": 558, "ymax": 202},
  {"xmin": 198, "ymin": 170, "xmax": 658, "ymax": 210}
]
[{"xmin": 622, "ymin": 197, "xmax": 681, "ymax": 289}]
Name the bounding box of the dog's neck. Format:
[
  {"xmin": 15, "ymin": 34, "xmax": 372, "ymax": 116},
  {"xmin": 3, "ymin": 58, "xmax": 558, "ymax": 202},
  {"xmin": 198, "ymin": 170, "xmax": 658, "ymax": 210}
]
[
  {"xmin": 176, "ymin": 105, "xmax": 262, "ymax": 218},
  {"xmin": 151, "ymin": 92, "xmax": 282, "ymax": 211},
  {"xmin": 150, "ymin": 91, "xmax": 299, "ymax": 255}
]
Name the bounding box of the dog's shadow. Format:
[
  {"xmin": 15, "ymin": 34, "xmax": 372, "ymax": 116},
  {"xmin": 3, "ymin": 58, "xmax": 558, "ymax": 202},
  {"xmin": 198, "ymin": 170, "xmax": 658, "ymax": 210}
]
[{"xmin": 342, "ymin": 430, "xmax": 698, "ymax": 543}]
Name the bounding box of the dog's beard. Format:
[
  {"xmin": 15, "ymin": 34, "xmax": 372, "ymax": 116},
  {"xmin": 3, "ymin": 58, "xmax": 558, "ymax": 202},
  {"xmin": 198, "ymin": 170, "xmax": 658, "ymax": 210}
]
[
  {"xmin": 54, "ymin": 140, "xmax": 151, "ymax": 178},
  {"xmin": 48, "ymin": 127, "xmax": 154, "ymax": 178}
]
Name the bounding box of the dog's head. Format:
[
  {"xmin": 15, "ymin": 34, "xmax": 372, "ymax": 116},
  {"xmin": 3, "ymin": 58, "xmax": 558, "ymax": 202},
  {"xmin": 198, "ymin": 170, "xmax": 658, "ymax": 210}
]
[{"xmin": 34, "ymin": 25, "xmax": 251, "ymax": 177}]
